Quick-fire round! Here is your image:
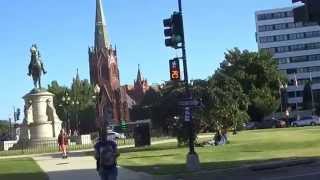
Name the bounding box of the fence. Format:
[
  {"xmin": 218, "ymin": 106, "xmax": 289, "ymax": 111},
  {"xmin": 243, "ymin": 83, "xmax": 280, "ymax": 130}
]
[{"xmin": 0, "ymin": 135, "xmax": 136, "ymax": 156}]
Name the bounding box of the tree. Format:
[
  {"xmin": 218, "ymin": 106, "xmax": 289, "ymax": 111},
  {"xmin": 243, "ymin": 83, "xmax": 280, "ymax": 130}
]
[
  {"xmin": 219, "ymin": 48, "xmax": 285, "ymax": 121},
  {"xmin": 48, "ymin": 81, "xmax": 68, "ymax": 123},
  {"xmin": 130, "ymin": 87, "xmax": 161, "ymax": 123},
  {"xmin": 0, "ymin": 120, "xmax": 9, "ymax": 136},
  {"xmin": 48, "ymin": 79, "xmax": 96, "ymax": 134},
  {"xmin": 302, "ymin": 81, "xmax": 313, "ymax": 110},
  {"xmin": 208, "ymin": 72, "xmax": 249, "ymax": 132},
  {"xmin": 190, "ymin": 79, "xmax": 213, "ymax": 132}
]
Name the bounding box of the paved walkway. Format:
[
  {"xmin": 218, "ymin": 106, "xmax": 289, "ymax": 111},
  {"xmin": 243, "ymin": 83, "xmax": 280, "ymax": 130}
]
[
  {"xmin": 33, "ymin": 151, "xmax": 157, "ymax": 180},
  {"xmin": 2, "ymin": 135, "xmax": 213, "ymax": 180}
]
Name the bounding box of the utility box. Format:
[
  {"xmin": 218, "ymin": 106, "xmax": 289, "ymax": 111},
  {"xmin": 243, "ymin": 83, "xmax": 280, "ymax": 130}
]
[{"xmin": 133, "ymin": 123, "xmax": 151, "ymax": 147}]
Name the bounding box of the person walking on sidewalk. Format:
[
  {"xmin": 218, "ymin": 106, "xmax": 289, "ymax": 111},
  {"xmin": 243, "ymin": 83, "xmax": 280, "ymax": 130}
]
[
  {"xmin": 94, "ymin": 131, "xmax": 119, "ymax": 180},
  {"xmin": 58, "ymin": 129, "xmax": 68, "ymax": 159}
]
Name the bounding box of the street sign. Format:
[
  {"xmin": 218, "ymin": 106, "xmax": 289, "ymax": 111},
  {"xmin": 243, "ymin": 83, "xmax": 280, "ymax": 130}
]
[
  {"xmin": 178, "ymin": 99, "xmax": 199, "ymax": 107},
  {"xmin": 184, "ymin": 107, "xmax": 191, "ymax": 122}
]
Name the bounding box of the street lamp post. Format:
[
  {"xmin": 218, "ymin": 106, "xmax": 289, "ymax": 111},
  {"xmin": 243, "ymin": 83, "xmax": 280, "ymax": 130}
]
[
  {"xmin": 75, "ymin": 100, "xmax": 80, "ymax": 134},
  {"xmin": 94, "ymin": 84, "xmax": 107, "ymax": 141},
  {"xmin": 61, "ymin": 90, "xmax": 71, "ymax": 131}
]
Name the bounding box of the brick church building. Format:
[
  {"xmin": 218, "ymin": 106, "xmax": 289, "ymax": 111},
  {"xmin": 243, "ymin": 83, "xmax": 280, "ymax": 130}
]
[
  {"xmin": 88, "ymin": 0, "xmax": 151, "ymax": 127},
  {"xmin": 126, "ymin": 65, "xmax": 150, "ymax": 105}
]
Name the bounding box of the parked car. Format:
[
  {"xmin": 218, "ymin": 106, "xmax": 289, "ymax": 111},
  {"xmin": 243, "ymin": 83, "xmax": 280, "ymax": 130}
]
[
  {"xmin": 245, "ymin": 118, "xmax": 286, "ymax": 130},
  {"xmin": 245, "ymin": 121, "xmax": 258, "ymax": 130},
  {"xmin": 290, "ymin": 116, "xmax": 320, "ymax": 127},
  {"xmin": 107, "ymin": 130, "xmax": 126, "ymax": 139}
]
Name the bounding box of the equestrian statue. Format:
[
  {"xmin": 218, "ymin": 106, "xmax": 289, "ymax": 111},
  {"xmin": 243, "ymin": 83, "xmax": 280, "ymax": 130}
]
[{"xmin": 28, "ymin": 44, "xmax": 47, "ymax": 89}]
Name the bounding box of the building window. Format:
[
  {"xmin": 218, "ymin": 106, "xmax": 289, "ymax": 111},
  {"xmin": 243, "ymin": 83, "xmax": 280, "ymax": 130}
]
[
  {"xmin": 290, "ymin": 44, "xmax": 305, "ymax": 51},
  {"xmin": 277, "ymin": 46, "xmax": 289, "ymax": 53},
  {"xmin": 309, "ymin": 55, "xmax": 320, "ymax": 61},
  {"xmin": 291, "ymin": 56, "xmax": 307, "ymax": 63},
  {"xmin": 275, "ymin": 23, "xmax": 287, "ymax": 30},
  {"xmin": 287, "ymin": 68, "xmax": 297, "ymax": 74},
  {"xmin": 267, "ymin": 42, "xmax": 320, "ymax": 54},
  {"xmin": 305, "ymin": 32, "xmax": 314, "ymax": 38},
  {"xmin": 257, "ymin": 21, "xmax": 319, "ymax": 32},
  {"xmin": 296, "ymin": 32, "xmax": 305, "ymax": 39},
  {"xmin": 288, "ymin": 22, "xmax": 296, "ymax": 28},
  {"xmin": 275, "ymin": 34, "xmax": 287, "ymax": 41},
  {"xmin": 257, "ymin": 11, "xmax": 292, "ymax": 21},
  {"xmin": 289, "ymin": 33, "xmax": 297, "ymax": 40},
  {"xmin": 262, "ymin": 48, "xmax": 276, "ymax": 54},
  {"xmin": 277, "ymin": 57, "xmax": 290, "ymax": 64}
]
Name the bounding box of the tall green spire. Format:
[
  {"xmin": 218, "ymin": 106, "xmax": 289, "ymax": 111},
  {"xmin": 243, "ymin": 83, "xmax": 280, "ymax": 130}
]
[{"xmin": 95, "ymin": 0, "xmax": 110, "ymax": 48}]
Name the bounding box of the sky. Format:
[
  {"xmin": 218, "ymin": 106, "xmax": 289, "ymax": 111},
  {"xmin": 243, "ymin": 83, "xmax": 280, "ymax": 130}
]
[{"xmin": 0, "ymin": 0, "xmax": 294, "ymax": 120}]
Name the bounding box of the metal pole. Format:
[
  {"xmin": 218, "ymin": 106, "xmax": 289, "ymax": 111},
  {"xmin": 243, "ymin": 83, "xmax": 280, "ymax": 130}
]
[
  {"xmin": 178, "ymin": 0, "xmax": 195, "ymax": 155},
  {"xmin": 8, "ymin": 117, "xmax": 12, "ymax": 140},
  {"xmin": 310, "ymin": 73, "xmax": 315, "ymax": 114},
  {"xmin": 295, "ymin": 90, "xmax": 298, "ymax": 118}
]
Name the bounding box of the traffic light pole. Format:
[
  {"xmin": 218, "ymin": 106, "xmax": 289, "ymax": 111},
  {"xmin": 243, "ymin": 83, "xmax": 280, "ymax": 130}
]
[
  {"xmin": 178, "ymin": 0, "xmax": 200, "ymax": 171},
  {"xmin": 178, "ymin": 0, "xmax": 194, "ymax": 155}
]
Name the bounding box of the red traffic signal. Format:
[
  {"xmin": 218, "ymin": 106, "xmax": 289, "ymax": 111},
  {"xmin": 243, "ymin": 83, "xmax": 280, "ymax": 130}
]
[{"xmin": 169, "ymin": 58, "xmax": 181, "ymax": 81}]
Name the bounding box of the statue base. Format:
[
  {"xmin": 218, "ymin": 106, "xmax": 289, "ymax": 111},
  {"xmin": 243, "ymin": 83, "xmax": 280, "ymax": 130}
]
[{"xmin": 22, "ymin": 89, "xmax": 62, "ymax": 141}]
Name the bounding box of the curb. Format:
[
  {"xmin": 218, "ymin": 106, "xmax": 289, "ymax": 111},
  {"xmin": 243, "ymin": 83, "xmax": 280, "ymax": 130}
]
[{"xmin": 249, "ymin": 158, "xmax": 317, "ymax": 171}]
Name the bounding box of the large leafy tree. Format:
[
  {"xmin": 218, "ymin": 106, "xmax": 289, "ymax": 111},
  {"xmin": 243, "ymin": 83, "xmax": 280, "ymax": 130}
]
[
  {"xmin": 208, "ymin": 72, "xmax": 249, "ymax": 131},
  {"xmin": 48, "ymin": 81, "xmax": 68, "ymax": 121},
  {"xmin": 48, "ymin": 78, "xmax": 96, "ymax": 134},
  {"xmin": 219, "ymin": 48, "xmax": 284, "ymax": 121},
  {"xmin": 0, "ymin": 120, "xmax": 9, "ymax": 136}
]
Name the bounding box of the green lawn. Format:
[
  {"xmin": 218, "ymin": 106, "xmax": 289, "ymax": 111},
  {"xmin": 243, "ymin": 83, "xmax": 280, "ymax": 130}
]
[
  {"xmin": 0, "ymin": 158, "xmax": 47, "ymax": 180},
  {"xmin": 118, "ymin": 127, "xmax": 320, "ymax": 175}
]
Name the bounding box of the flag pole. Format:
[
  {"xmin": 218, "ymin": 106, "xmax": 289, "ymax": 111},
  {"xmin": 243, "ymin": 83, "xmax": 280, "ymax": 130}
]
[
  {"xmin": 294, "ymin": 73, "xmax": 299, "ymax": 119},
  {"xmin": 310, "ymin": 72, "xmax": 315, "ymax": 115}
]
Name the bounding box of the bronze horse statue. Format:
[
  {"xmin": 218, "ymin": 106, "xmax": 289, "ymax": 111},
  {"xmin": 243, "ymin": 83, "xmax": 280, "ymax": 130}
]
[{"xmin": 28, "ymin": 44, "xmax": 47, "ymax": 89}]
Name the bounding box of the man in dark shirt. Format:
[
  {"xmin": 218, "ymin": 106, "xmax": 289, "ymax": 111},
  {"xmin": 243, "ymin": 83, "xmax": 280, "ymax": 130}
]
[{"xmin": 94, "ymin": 133, "xmax": 119, "ymax": 180}]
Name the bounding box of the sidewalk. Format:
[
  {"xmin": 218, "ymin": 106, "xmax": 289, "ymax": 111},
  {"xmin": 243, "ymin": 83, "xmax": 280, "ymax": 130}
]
[{"xmin": 33, "ymin": 151, "xmax": 158, "ymax": 180}]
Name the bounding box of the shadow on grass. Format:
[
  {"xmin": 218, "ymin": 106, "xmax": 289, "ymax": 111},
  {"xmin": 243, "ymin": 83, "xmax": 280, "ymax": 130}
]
[
  {"xmin": 0, "ymin": 172, "xmax": 48, "ymax": 180},
  {"xmin": 1, "ymin": 168, "xmax": 147, "ymax": 180},
  {"xmin": 86, "ymin": 142, "xmax": 182, "ymax": 156},
  {"xmin": 121, "ymin": 156, "xmax": 320, "ymax": 176},
  {"xmin": 0, "ymin": 169, "xmax": 98, "ymax": 180},
  {"xmin": 126, "ymin": 153, "xmax": 179, "ymax": 160},
  {"xmin": 119, "ymin": 142, "xmax": 186, "ymax": 154}
]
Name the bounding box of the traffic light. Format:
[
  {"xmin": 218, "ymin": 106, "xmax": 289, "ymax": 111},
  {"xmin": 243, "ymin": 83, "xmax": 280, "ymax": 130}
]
[
  {"xmin": 169, "ymin": 58, "xmax": 181, "ymax": 81},
  {"xmin": 163, "ymin": 12, "xmax": 184, "ymax": 48},
  {"xmin": 292, "ymin": 0, "xmax": 320, "ymax": 24}
]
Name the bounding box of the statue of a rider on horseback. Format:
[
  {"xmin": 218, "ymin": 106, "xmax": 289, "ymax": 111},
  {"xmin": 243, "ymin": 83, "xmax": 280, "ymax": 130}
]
[{"xmin": 28, "ymin": 44, "xmax": 47, "ymax": 89}]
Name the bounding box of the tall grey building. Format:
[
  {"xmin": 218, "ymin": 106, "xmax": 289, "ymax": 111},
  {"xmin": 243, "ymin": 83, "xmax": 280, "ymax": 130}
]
[{"xmin": 255, "ymin": 7, "xmax": 320, "ymax": 110}]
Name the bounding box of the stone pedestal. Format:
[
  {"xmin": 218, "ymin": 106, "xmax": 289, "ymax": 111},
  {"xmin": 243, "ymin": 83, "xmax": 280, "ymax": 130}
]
[{"xmin": 22, "ymin": 89, "xmax": 62, "ymax": 145}]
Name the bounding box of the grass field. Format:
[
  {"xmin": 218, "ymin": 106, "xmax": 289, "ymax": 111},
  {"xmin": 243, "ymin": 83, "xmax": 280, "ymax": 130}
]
[
  {"xmin": 0, "ymin": 158, "xmax": 47, "ymax": 180},
  {"xmin": 118, "ymin": 127, "xmax": 320, "ymax": 175}
]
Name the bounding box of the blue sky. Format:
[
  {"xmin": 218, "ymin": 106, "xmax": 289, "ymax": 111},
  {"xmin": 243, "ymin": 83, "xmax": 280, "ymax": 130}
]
[{"xmin": 0, "ymin": 0, "xmax": 293, "ymax": 120}]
